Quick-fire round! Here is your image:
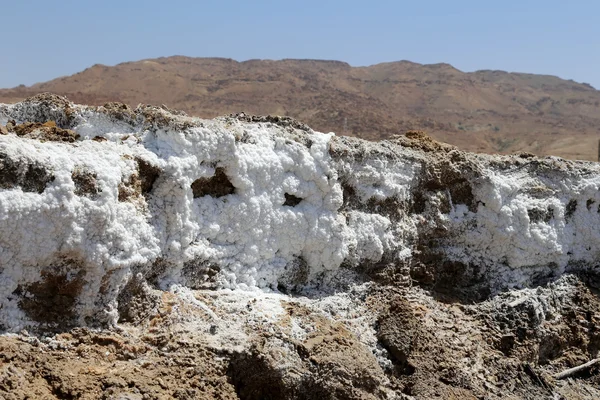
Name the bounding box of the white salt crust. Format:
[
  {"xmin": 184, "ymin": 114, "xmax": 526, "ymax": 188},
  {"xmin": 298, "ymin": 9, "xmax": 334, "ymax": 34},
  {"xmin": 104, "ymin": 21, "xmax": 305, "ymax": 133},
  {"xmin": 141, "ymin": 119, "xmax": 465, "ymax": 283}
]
[{"xmin": 1, "ymin": 102, "xmax": 599, "ymax": 330}]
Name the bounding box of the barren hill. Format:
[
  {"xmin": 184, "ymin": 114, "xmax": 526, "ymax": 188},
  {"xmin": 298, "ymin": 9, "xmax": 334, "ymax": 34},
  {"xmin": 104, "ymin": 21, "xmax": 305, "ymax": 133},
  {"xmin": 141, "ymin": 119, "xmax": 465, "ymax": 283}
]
[{"xmin": 2, "ymin": 56, "xmax": 600, "ymax": 160}]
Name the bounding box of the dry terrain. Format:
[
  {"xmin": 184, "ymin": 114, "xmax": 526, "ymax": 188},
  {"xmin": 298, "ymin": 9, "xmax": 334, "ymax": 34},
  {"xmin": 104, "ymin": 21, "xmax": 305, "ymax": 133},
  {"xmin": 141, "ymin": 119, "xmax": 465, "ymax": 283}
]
[
  {"xmin": 3, "ymin": 95, "xmax": 600, "ymax": 399},
  {"xmin": 1, "ymin": 57, "xmax": 600, "ymax": 160},
  {"xmin": 3, "ymin": 277, "xmax": 600, "ymax": 400}
]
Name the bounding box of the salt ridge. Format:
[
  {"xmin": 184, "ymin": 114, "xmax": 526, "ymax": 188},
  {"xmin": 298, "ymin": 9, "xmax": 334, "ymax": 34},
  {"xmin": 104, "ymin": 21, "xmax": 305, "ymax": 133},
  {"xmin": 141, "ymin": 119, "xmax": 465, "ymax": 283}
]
[{"xmin": 0, "ymin": 96, "xmax": 599, "ymax": 331}]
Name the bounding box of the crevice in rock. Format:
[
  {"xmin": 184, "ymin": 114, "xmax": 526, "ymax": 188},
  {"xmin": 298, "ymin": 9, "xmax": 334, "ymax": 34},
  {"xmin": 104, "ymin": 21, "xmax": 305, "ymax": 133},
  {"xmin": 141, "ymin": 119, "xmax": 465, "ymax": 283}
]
[
  {"xmin": 191, "ymin": 167, "xmax": 235, "ymax": 198},
  {"xmin": 410, "ymin": 251, "xmax": 492, "ymax": 303},
  {"xmin": 340, "ymin": 181, "xmax": 406, "ymax": 219},
  {"xmin": 180, "ymin": 259, "xmax": 221, "ymax": 290},
  {"xmin": 118, "ymin": 157, "xmax": 161, "ymax": 202},
  {"xmin": 0, "ymin": 151, "xmax": 55, "ymax": 193},
  {"xmin": 227, "ymin": 349, "xmax": 289, "ymax": 400},
  {"xmin": 410, "ymin": 153, "xmax": 480, "ymax": 215},
  {"xmin": 117, "ymin": 274, "xmax": 160, "ymax": 324},
  {"xmin": 277, "ymin": 257, "xmax": 309, "ymax": 294},
  {"xmin": 283, "ymin": 193, "xmax": 302, "ymax": 207},
  {"xmin": 340, "ymin": 182, "xmax": 359, "ymax": 210},
  {"xmin": 13, "ymin": 261, "xmax": 86, "ymax": 331},
  {"xmin": 136, "ymin": 157, "xmax": 160, "ymax": 195},
  {"xmin": 134, "ymin": 258, "xmax": 171, "ymax": 288},
  {"xmin": 587, "ymin": 199, "xmax": 595, "ymax": 210},
  {"xmin": 72, "ymin": 167, "xmax": 100, "ymax": 198},
  {"xmin": 376, "ymin": 296, "xmax": 418, "ymax": 376},
  {"xmin": 566, "ymin": 199, "xmax": 578, "ymax": 219},
  {"xmin": 528, "ymin": 206, "xmax": 554, "ymax": 223}
]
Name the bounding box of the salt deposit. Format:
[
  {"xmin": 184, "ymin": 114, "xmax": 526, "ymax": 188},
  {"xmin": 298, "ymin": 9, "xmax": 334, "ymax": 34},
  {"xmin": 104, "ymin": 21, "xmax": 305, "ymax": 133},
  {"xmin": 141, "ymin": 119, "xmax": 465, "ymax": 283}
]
[{"xmin": 1, "ymin": 94, "xmax": 599, "ymax": 333}]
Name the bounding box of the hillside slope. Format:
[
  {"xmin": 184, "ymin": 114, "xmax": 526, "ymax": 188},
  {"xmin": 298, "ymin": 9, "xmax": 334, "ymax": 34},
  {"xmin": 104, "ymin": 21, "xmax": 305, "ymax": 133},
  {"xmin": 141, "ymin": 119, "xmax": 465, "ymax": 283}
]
[{"xmin": 1, "ymin": 56, "xmax": 600, "ymax": 160}]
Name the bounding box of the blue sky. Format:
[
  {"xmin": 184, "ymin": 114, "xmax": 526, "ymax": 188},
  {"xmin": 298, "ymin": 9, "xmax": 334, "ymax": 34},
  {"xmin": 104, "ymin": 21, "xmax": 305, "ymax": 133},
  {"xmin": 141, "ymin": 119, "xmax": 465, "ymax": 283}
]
[{"xmin": 1, "ymin": 0, "xmax": 599, "ymax": 88}]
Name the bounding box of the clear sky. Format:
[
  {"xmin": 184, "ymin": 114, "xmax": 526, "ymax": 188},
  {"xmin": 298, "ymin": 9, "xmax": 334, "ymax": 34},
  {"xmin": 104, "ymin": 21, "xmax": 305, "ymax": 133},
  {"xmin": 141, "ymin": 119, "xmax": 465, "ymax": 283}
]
[{"xmin": 1, "ymin": 0, "xmax": 599, "ymax": 88}]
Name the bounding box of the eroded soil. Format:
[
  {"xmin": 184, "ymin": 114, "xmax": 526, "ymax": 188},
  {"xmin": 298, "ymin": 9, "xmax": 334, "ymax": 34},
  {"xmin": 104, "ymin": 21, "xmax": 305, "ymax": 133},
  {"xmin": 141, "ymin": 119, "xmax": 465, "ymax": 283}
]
[{"xmin": 2, "ymin": 276, "xmax": 600, "ymax": 399}]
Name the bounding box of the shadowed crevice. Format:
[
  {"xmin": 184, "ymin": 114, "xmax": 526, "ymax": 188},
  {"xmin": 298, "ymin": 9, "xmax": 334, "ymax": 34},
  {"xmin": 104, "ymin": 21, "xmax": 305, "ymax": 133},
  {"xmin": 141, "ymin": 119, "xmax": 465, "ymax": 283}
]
[{"xmin": 191, "ymin": 167, "xmax": 235, "ymax": 198}]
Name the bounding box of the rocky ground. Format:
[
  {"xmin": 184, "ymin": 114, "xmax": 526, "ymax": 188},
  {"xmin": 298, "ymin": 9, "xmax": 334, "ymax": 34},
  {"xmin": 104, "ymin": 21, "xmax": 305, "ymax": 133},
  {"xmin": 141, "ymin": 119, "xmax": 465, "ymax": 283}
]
[
  {"xmin": 1, "ymin": 94, "xmax": 600, "ymax": 399},
  {"xmin": 2, "ymin": 276, "xmax": 600, "ymax": 399}
]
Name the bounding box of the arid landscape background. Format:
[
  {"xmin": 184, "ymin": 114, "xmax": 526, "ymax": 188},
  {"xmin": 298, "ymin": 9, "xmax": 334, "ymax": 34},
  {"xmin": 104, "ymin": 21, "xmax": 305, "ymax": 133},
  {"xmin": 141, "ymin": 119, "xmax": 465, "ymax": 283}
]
[{"xmin": 1, "ymin": 56, "xmax": 600, "ymax": 160}]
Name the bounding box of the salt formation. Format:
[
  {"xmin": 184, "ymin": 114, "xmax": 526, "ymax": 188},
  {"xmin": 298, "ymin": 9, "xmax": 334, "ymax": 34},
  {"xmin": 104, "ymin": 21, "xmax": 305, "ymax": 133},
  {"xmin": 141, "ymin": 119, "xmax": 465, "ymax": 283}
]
[{"xmin": 0, "ymin": 94, "xmax": 599, "ymax": 332}]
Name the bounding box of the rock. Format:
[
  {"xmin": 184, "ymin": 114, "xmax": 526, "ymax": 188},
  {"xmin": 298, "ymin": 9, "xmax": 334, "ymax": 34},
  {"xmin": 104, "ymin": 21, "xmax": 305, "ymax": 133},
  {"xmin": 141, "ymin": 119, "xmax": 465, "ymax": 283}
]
[
  {"xmin": 377, "ymin": 297, "xmax": 418, "ymax": 373},
  {"xmin": 118, "ymin": 156, "xmax": 161, "ymax": 203},
  {"xmin": 232, "ymin": 112, "xmax": 312, "ymax": 132},
  {"xmin": 228, "ymin": 304, "xmax": 389, "ymax": 400},
  {"xmin": 72, "ymin": 167, "xmax": 100, "ymax": 198},
  {"xmin": 10, "ymin": 120, "xmax": 79, "ymax": 142},
  {"xmin": 0, "ymin": 150, "xmax": 55, "ymax": 193}
]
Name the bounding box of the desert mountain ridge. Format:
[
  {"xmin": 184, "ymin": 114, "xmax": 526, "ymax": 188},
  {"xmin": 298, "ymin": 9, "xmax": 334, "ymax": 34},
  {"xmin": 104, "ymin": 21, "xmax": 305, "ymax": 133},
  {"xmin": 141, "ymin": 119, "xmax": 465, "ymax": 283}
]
[{"xmin": 2, "ymin": 55, "xmax": 600, "ymax": 160}]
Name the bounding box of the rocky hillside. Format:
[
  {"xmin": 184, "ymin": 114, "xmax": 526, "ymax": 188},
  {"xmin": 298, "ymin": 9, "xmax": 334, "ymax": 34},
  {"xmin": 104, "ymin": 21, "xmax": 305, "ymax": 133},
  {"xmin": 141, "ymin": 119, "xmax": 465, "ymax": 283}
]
[
  {"xmin": 1, "ymin": 57, "xmax": 600, "ymax": 160},
  {"xmin": 1, "ymin": 94, "xmax": 600, "ymax": 399}
]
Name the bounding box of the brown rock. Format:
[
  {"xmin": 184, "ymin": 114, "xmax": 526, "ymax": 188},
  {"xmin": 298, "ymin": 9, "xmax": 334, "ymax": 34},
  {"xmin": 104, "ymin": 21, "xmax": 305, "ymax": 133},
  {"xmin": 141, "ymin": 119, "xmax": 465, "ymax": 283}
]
[
  {"xmin": 191, "ymin": 167, "xmax": 235, "ymax": 198},
  {"xmin": 72, "ymin": 167, "xmax": 100, "ymax": 198},
  {"xmin": 228, "ymin": 304, "xmax": 388, "ymax": 400},
  {"xmin": 11, "ymin": 121, "xmax": 79, "ymax": 142}
]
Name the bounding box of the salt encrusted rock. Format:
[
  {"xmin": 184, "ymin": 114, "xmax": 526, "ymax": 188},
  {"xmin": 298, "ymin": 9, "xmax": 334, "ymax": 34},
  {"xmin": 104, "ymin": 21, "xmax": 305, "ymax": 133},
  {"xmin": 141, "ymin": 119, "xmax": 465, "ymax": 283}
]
[
  {"xmin": 7, "ymin": 120, "xmax": 79, "ymax": 142},
  {"xmin": 1, "ymin": 94, "xmax": 600, "ymax": 332}
]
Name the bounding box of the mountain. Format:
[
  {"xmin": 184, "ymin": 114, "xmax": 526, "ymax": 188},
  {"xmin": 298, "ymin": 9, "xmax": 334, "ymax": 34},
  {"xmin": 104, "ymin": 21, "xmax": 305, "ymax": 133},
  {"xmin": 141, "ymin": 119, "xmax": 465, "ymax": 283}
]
[{"xmin": 1, "ymin": 56, "xmax": 600, "ymax": 160}]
